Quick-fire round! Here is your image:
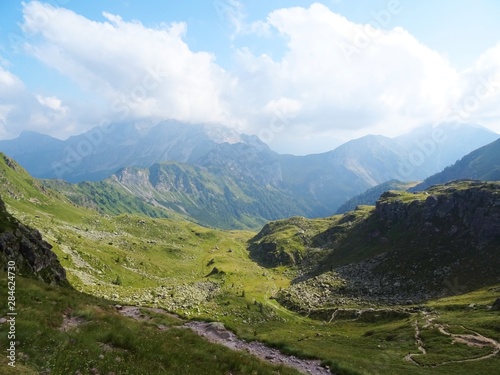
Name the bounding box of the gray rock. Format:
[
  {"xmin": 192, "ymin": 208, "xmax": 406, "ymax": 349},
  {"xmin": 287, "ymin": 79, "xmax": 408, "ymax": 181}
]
[
  {"xmin": 492, "ymin": 298, "xmax": 500, "ymax": 311},
  {"xmin": 0, "ymin": 197, "xmax": 67, "ymax": 285}
]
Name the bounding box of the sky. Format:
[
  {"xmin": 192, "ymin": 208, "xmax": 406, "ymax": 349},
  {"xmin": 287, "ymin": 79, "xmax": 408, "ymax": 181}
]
[{"xmin": 0, "ymin": 1, "xmax": 500, "ymax": 155}]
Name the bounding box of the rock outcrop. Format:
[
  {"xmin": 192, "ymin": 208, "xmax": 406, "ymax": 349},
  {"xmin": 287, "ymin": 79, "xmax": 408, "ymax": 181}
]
[
  {"xmin": 0, "ymin": 197, "xmax": 67, "ymax": 285},
  {"xmin": 375, "ymin": 180, "xmax": 500, "ymax": 248},
  {"xmin": 259, "ymin": 181, "xmax": 500, "ymax": 311}
]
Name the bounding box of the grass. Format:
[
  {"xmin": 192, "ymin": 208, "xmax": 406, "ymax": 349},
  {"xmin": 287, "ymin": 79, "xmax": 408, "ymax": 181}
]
[
  {"xmin": 0, "ymin": 275, "xmax": 303, "ymax": 375},
  {"xmin": 413, "ymin": 328, "xmax": 492, "ymax": 366},
  {"xmin": 1, "ymin": 155, "xmax": 499, "ymax": 374}
]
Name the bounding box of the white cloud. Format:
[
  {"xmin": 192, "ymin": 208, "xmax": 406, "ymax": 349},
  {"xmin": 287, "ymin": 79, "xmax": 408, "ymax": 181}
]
[
  {"xmin": 445, "ymin": 42, "xmax": 500, "ymax": 130},
  {"xmin": 234, "ymin": 4, "xmax": 461, "ymax": 141},
  {"xmin": 21, "ymin": 1, "xmax": 235, "ymax": 126},
  {"xmin": 0, "ymin": 63, "xmax": 76, "ymax": 138},
  {"xmin": 36, "ymin": 94, "xmax": 68, "ymax": 113},
  {"xmin": 0, "ymin": 66, "xmax": 25, "ymax": 97},
  {"xmin": 3, "ymin": 1, "xmax": 499, "ymax": 153}
]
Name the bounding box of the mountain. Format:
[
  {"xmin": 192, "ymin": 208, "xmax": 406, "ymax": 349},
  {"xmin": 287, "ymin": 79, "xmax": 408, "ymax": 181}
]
[
  {"xmin": 0, "ymin": 121, "xmax": 497, "ymax": 225},
  {"xmin": 1, "ymin": 152, "xmax": 500, "ymax": 375},
  {"xmin": 277, "ymin": 135, "xmax": 412, "ymax": 215},
  {"xmin": 0, "ymin": 121, "xmax": 258, "ymax": 182},
  {"xmin": 412, "ymin": 137, "xmax": 500, "ymax": 191},
  {"xmin": 0, "ymin": 131, "xmax": 65, "ymax": 179},
  {"xmin": 335, "ymin": 179, "xmax": 418, "ymax": 214},
  {"xmin": 37, "ymin": 132, "xmax": 464, "ymax": 230},
  {"xmin": 395, "ymin": 123, "xmax": 498, "ymax": 174},
  {"xmin": 44, "ymin": 160, "xmax": 312, "ymax": 230},
  {"xmin": 250, "ymin": 181, "xmax": 500, "ymax": 308}
]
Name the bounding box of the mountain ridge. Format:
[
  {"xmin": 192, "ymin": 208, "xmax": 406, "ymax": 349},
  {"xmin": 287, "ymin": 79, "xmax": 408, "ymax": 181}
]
[
  {"xmin": 412, "ymin": 137, "xmax": 500, "ymax": 191},
  {"xmin": 1, "ymin": 121, "xmax": 498, "ymax": 227}
]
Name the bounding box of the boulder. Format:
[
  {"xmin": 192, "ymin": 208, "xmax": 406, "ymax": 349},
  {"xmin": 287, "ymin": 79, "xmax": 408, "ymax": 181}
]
[{"xmin": 492, "ymin": 298, "xmax": 500, "ymax": 311}]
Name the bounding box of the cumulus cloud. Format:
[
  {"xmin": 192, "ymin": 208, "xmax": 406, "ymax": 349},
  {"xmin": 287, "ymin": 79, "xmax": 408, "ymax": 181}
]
[
  {"xmin": 21, "ymin": 1, "xmax": 235, "ymax": 126},
  {"xmin": 234, "ymin": 4, "xmax": 461, "ymax": 138},
  {"xmin": 5, "ymin": 1, "xmax": 500, "ymax": 152}
]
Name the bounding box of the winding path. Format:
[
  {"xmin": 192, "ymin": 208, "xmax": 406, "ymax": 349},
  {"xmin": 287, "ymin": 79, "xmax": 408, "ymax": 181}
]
[{"xmin": 405, "ymin": 311, "xmax": 500, "ymax": 367}]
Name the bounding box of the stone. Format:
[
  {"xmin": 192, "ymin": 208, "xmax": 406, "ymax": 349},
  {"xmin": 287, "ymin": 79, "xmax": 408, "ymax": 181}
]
[
  {"xmin": 492, "ymin": 298, "xmax": 500, "ymax": 311},
  {"xmin": 0, "ymin": 197, "xmax": 67, "ymax": 286}
]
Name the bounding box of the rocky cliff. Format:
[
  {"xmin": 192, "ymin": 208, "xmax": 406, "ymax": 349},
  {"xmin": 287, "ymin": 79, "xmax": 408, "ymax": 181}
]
[
  {"xmin": 252, "ymin": 181, "xmax": 500, "ymax": 310},
  {"xmin": 375, "ymin": 180, "xmax": 500, "ymax": 248},
  {"xmin": 0, "ymin": 197, "xmax": 67, "ymax": 285}
]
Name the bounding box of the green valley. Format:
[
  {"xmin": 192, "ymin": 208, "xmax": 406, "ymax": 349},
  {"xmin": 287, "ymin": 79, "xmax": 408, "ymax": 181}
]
[{"xmin": 1, "ymin": 153, "xmax": 499, "ymax": 375}]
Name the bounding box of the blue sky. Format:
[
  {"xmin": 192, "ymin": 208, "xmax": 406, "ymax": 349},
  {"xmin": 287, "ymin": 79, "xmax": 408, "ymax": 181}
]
[{"xmin": 1, "ymin": 0, "xmax": 500, "ymax": 154}]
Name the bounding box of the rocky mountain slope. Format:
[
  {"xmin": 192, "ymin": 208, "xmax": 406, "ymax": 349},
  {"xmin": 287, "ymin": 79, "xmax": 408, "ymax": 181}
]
[
  {"xmin": 250, "ymin": 181, "xmax": 500, "ymax": 310},
  {"xmin": 43, "ymin": 160, "xmax": 312, "ymax": 230}
]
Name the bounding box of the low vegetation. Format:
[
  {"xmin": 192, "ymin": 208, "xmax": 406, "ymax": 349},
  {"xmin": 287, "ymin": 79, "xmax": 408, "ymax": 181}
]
[{"xmin": 1, "ymin": 154, "xmax": 499, "ymax": 374}]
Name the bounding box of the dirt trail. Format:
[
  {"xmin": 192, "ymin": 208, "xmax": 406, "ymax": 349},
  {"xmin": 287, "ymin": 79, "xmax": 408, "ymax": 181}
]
[
  {"xmin": 404, "ymin": 320, "xmax": 426, "ymax": 365},
  {"xmin": 117, "ymin": 306, "xmax": 332, "ymax": 375},
  {"xmin": 185, "ymin": 321, "xmax": 332, "ymax": 375},
  {"xmin": 405, "ymin": 311, "xmax": 500, "ymax": 367}
]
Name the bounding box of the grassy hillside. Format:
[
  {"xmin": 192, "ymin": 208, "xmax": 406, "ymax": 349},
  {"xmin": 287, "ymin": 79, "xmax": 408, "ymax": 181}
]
[
  {"xmin": 1, "ymin": 154, "xmax": 500, "ymax": 375},
  {"xmin": 251, "ymin": 181, "xmax": 500, "ymax": 306}
]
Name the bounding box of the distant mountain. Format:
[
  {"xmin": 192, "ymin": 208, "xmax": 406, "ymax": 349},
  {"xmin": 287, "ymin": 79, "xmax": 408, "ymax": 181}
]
[
  {"xmin": 276, "ymin": 135, "xmax": 410, "ymax": 215},
  {"xmin": 394, "ymin": 122, "xmax": 498, "ymax": 178},
  {"xmin": 43, "ymin": 160, "xmax": 312, "ymax": 230},
  {"xmin": 335, "ymin": 179, "xmax": 418, "ymax": 214},
  {"xmin": 0, "ymin": 131, "xmax": 65, "ymax": 179},
  {"xmin": 0, "ymin": 121, "xmax": 257, "ymax": 182},
  {"xmin": 411, "ymin": 137, "xmax": 500, "ymax": 191},
  {"xmin": 0, "ymin": 121, "xmax": 497, "ymax": 226}
]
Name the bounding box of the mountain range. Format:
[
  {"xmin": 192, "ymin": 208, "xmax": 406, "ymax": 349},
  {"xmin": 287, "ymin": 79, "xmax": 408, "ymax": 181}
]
[
  {"xmin": 1, "ymin": 142, "xmax": 500, "ymax": 374},
  {"xmin": 0, "ymin": 121, "xmax": 498, "ymax": 228}
]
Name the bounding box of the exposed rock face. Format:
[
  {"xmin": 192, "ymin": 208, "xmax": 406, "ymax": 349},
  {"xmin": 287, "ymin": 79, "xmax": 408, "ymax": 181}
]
[
  {"xmin": 336, "ymin": 181, "xmax": 500, "ymax": 303},
  {"xmin": 248, "ymin": 239, "xmax": 295, "ymax": 267},
  {"xmin": 0, "ymin": 197, "xmax": 67, "ymax": 285},
  {"xmin": 375, "ymin": 180, "xmax": 500, "ymax": 248},
  {"xmin": 262, "ymin": 181, "xmax": 500, "ymax": 311}
]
